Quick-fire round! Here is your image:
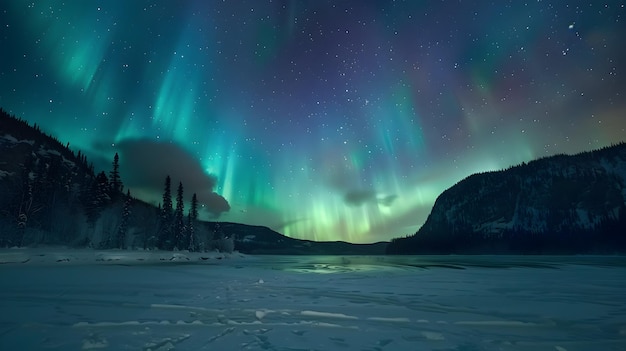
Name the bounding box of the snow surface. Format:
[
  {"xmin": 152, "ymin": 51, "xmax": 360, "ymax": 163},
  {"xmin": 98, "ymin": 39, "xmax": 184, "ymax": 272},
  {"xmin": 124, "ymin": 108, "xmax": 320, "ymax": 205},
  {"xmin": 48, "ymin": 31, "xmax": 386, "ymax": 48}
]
[
  {"xmin": 1, "ymin": 251, "xmax": 625, "ymax": 350},
  {"xmin": 1, "ymin": 133, "xmax": 35, "ymax": 145},
  {"xmin": 0, "ymin": 248, "xmax": 242, "ymax": 265},
  {"xmin": 0, "ymin": 169, "xmax": 14, "ymax": 179}
]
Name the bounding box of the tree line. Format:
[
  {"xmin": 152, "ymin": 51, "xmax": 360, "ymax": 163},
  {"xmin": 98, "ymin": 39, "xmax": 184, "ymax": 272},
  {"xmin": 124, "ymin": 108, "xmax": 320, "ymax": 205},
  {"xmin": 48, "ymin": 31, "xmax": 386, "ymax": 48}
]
[{"xmin": 0, "ymin": 108, "xmax": 234, "ymax": 252}]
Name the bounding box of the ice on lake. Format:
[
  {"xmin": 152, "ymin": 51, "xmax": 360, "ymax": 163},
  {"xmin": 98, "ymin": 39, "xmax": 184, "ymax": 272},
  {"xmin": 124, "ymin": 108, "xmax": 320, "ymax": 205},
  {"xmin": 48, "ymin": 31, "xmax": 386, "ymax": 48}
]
[{"xmin": 1, "ymin": 252, "xmax": 625, "ymax": 350}]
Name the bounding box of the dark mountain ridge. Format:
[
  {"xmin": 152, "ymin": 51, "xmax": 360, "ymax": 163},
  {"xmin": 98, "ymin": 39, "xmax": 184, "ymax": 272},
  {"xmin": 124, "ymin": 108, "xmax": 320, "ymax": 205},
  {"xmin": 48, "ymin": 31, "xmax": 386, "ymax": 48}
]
[
  {"xmin": 388, "ymin": 143, "xmax": 626, "ymax": 254},
  {"xmin": 209, "ymin": 222, "xmax": 387, "ymax": 255},
  {"xmin": 0, "ymin": 108, "xmax": 386, "ymax": 254}
]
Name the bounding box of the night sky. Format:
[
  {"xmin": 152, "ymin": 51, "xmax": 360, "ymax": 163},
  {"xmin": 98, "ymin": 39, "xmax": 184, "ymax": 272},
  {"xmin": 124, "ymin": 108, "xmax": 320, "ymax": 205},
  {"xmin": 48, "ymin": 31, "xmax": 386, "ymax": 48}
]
[{"xmin": 1, "ymin": 1, "xmax": 625, "ymax": 243}]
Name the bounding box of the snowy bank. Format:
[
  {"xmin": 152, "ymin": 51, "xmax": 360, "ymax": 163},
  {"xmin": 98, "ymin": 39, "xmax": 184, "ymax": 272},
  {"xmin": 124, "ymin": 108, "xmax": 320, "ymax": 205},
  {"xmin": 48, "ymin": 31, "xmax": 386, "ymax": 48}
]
[{"xmin": 0, "ymin": 248, "xmax": 246, "ymax": 266}]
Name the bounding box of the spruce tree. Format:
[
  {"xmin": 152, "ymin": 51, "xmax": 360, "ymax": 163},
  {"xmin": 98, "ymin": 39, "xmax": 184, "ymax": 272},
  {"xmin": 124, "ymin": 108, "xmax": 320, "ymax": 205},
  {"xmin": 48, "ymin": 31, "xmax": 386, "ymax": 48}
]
[
  {"xmin": 174, "ymin": 182, "xmax": 185, "ymax": 249},
  {"xmin": 158, "ymin": 175, "xmax": 173, "ymax": 249},
  {"xmin": 187, "ymin": 193, "xmax": 198, "ymax": 251},
  {"xmin": 84, "ymin": 171, "xmax": 111, "ymax": 226},
  {"xmin": 162, "ymin": 176, "xmax": 172, "ymax": 213},
  {"xmin": 117, "ymin": 190, "xmax": 132, "ymax": 249},
  {"xmin": 109, "ymin": 152, "xmax": 123, "ymax": 196}
]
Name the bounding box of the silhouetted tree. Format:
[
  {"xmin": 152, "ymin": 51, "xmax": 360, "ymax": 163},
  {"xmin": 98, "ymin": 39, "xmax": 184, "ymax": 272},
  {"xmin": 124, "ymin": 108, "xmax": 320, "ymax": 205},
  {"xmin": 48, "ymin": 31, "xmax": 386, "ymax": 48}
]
[
  {"xmin": 84, "ymin": 171, "xmax": 110, "ymax": 226},
  {"xmin": 187, "ymin": 193, "xmax": 198, "ymax": 251},
  {"xmin": 109, "ymin": 152, "xmax": 123, "ymax": 196},
  {"xmin": 116, "ymin": 190, "xmax": 132, "ymax": 249},
  {"xmin": 157, "ymin": 175, "xmax": 173, "ymax": 249},
  {"xmin": 174, "ymin": 182, "xmax": 186, "ymax": 249}
]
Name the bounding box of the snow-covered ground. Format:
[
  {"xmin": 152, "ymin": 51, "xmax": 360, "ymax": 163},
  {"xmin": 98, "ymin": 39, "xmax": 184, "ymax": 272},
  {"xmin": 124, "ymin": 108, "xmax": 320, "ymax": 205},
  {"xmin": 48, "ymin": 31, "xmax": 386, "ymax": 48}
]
[
  {"xmin": 1, "ymin": 252, "xmax": 625, "ymax": 350},
  {"xmin": 0, "ymin": 248, "xmax": 243, "ymax": 266}
]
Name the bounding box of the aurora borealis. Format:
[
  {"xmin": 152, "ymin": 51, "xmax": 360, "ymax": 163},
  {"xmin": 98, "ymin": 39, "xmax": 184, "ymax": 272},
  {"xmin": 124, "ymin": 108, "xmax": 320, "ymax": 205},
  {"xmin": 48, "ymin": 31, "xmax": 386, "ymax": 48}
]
[{"xmin": 1, "ymin": 1, "xmax": 625, "ymax": 243}]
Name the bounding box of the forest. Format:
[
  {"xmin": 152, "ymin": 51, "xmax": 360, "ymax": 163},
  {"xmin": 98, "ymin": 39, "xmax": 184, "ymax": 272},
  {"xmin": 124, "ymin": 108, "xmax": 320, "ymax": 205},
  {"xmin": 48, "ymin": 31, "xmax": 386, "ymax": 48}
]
[{"xmin": 0, "ymin": 108, "xmax": 234, "ymax": 252}]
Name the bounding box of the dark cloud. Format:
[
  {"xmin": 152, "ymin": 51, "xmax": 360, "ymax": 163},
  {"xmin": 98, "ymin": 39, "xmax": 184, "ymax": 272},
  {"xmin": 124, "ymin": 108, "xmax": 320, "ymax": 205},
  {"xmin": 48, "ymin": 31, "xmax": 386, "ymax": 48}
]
[
  {"xmin": 378, "ymin": 194, "xmax": 398, "ymax": 207},
  {"xmin": 115, "ymin": 139, "xmax": 229, "ymax": 215},
  {"xmin": 323, "ymin": 167, "xmax": 377, "ymax": 206},
  {"xmin": 199, "ymin": 191, "xmax": 231, "ymax": 217},
  {"xmin": 344, "ymin": 189, "xmax": 376, "ymax": 206},
  {"xmin": 344, "ymin": 189, "xmax": 398, "ymax": 207},
  {"xmin": 321, "ymin": 159, "xmax": 397, "ymax": 208}
]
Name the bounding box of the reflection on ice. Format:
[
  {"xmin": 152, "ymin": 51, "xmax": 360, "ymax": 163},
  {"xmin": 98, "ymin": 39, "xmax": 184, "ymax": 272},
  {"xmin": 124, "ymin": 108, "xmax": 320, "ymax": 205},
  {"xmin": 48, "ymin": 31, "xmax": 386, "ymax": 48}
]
[{"xmin": 0, "ymin": 253, "xmax": 625, "ymax": 350}]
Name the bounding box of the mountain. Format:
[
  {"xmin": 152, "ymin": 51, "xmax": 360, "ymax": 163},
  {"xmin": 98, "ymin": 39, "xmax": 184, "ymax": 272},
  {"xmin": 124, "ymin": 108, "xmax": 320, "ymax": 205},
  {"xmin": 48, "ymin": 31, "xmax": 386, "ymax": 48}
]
[
  {"xmin": 207, "ymin": 222, "xmax": 387, "ymax": 255},
  {"xmin": 0, "ymin": 108, "xmax": 387, "ymax": 254},
  {"xmin": 388, "ymin": 143, "xmax": 626, "ymax": 254}
]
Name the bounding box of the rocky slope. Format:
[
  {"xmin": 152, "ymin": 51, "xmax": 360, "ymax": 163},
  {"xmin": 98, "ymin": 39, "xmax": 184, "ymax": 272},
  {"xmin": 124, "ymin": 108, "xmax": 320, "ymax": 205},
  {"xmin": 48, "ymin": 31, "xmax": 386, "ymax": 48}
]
[{"xmin": 388, "ymin": 143, "xmax": 626, "ymax": 254}]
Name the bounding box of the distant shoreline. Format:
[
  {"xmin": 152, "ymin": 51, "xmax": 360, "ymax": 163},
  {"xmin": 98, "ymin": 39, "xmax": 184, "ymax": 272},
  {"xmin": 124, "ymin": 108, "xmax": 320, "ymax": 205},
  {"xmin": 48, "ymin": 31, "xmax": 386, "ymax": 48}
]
[{"xmin": 0, "ymin": 247, "xmax": 247, "ymax": 266}]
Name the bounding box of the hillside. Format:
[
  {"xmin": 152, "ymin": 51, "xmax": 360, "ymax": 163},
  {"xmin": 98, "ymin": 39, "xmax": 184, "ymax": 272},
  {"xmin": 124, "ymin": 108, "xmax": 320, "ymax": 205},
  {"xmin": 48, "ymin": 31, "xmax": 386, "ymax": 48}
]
[
  {"xmin": 388, "ymin": 143, "xmax": 626, "ymax": 254},
  {"xmin": 0, "ymin": 108, "xmax": 96, "ymax": 247}
]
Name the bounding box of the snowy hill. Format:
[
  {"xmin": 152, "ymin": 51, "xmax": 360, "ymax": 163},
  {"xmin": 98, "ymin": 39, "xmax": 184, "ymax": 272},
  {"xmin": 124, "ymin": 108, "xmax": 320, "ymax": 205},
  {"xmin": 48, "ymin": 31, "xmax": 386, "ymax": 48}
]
[{"xmin": 388, "ymin": 143, "xmax": 626, "ymax": 254}]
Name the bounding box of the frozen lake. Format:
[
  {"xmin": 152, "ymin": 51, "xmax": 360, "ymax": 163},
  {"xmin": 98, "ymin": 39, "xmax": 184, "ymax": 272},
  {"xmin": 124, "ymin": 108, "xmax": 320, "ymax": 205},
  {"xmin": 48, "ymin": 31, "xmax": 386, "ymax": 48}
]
[{"xmin": 1, "ymin": 254, "xmax": 625, "ymax": 350}]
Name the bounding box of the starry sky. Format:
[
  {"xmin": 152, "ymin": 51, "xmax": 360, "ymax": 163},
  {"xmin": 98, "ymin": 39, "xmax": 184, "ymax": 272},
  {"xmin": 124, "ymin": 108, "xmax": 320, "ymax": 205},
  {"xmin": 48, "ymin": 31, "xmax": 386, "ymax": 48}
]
[{"xmin": 1, "ymin": 1, "xmax": 625, "ymax": 243}]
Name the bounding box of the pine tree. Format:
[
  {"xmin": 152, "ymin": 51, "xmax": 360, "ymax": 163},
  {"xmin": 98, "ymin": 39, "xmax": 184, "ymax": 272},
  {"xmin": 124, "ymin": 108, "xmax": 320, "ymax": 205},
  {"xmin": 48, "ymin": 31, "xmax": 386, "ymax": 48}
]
[
  {"xmin": 158, "ymin": 175, "xmax": 173, "ymax": 249},
  {"xmin": 84, "ymin": 171, "xmax": 111, "ymax": 226},
  {"xmin": 117, "ymin": 190, "xmax": 132, "ymax": 249},
  {"xmin": 162, "ymin": 176, "xmax": 172, "ymax": 215},
  {"xmin": 187, "ymin": 193, "xmax": 198, "ymax": 251},
  {"xmin": 190, "ymin": 193, "xmax": 199, "ymax": 219},
  {"xmin": 174, "ymin": 182, "xmax": 186, "ymax": 249},
  {"xmin": 35, "ymin": 156, "xmax": 67, "ymax": 241},
  {"xmin": 109, "ymin": 152, "xmax": 123, "ymax": 196}
]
